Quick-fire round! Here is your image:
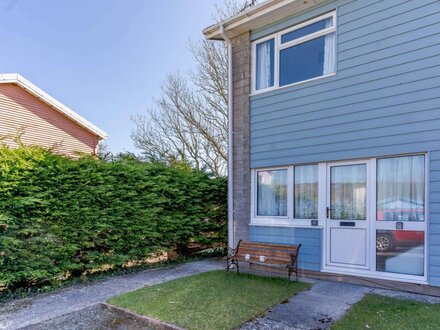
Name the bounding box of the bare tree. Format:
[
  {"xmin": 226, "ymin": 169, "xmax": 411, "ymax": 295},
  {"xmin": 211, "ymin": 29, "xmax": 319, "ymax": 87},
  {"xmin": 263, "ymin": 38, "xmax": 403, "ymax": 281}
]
[{"xmin": 131, "ymin": 0, "xmax": 258, "ymax": 177}]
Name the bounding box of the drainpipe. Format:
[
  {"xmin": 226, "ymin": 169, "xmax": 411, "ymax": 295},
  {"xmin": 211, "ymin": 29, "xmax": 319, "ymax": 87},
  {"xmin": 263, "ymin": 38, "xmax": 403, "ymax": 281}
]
[{"xmin": 220, "ymin": 25, "xmax": 234, "ymax": 249}]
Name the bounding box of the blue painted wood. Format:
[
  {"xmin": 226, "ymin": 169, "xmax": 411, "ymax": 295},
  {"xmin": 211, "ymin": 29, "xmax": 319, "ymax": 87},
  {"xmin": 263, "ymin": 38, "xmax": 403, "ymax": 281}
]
[
  {"xmin": 338, "ymin": 1, "xmax": 439, "ymax": 36},
  {"xmin": 249, "ymin": 226, "xmax": 322, "ymax": 271},
  {"xmin": 429, "ymin": 245, "xmax": 440, "ymax": 256},
  {"xmin": 247, "ymin": 0, "xmax": 440, "ymax": 286},
  {"xmin": 338, "ymin": 14, "xmax": 440, "ymax": 52}
]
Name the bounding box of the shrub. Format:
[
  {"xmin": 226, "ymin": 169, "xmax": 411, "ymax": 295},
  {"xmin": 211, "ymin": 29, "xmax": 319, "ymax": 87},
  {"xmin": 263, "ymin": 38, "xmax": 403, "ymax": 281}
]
[{"xmin": 0, "ymin": 146, "xmax": 226, "ymax": 289}]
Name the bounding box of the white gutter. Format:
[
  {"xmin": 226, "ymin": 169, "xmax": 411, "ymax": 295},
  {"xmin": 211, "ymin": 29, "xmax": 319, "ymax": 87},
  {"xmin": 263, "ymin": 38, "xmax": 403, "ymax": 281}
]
[{"xmin": 220, "ymin": 25, "xmax": 234, "ymax": 249}]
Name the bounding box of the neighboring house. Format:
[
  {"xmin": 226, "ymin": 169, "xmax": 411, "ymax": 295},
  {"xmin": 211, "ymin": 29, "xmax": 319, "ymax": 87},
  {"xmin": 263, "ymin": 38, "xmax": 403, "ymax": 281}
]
[
  {"xmin": 0, "ymin": 73, "xmax": 107, "ymax": 156},
  {"xmin": 204, "ymin": 0, "xmax": 440, "ymax": 290}
]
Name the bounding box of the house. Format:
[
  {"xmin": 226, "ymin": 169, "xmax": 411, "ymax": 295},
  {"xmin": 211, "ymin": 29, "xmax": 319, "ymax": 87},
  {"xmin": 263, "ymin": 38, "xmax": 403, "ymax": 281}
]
[
  {"xmin": 204, "ymin": 0, "xmax": 440, "ymax": 291},
  {"xmin": 0, "ymin": 73, "xmax": 107, "ymax": 155}
]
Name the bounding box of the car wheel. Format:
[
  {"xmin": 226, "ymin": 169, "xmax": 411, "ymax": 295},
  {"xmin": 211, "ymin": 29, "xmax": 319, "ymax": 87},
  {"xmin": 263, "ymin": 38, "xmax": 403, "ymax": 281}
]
[{"xmin": 376, "ymin": 234, "xmax": 393, "ymax": 252}]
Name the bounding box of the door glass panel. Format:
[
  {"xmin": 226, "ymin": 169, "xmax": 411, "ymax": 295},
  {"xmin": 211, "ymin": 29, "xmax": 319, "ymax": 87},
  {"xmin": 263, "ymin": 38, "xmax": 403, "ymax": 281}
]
[
  {"xmin": 330, "ymin": 164, "xmax": 366, "ymax": 220},
  {"xmin": 376, "ymin": 230, "xmax": 424, "ymax": 276},
  {"xmin": 377, "ymin": 155, "xmax": 425, "ymax": 222}
]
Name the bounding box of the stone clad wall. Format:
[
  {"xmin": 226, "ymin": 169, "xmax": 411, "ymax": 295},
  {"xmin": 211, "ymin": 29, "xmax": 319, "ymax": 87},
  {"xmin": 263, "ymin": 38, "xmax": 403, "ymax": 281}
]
[{"xmin": 231, "ymin": 32, "xmax": 251, "ymax": 246}]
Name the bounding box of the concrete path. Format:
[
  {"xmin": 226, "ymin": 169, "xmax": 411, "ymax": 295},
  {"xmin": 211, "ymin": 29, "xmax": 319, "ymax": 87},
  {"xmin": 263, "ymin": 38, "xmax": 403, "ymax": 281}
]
[
  {"xmin": 241, "ymin": 280, "xmax": 440, "ymax": 330},
  {"xmin": 0, "ymin": 259, "xmax": 223, "ymax": 330}
]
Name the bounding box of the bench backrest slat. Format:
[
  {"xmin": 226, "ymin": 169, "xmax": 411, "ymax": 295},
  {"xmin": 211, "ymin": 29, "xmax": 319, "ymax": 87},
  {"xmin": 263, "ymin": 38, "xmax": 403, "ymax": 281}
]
[{"xmin": 234, "ymin": 241, "xmax": 300, "ymax": 266}]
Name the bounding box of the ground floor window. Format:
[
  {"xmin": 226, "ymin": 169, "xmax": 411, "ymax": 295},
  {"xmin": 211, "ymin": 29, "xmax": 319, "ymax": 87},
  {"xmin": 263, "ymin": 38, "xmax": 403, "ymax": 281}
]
[
  {"xmin": 377, "ymin": 155, "xmax": 425, "ymax": 222},
  {"xmin": 375, "ymin": 155, "xmax": 426, "ymax": 277},
  {"xmin": 251, "ymin": 153, "xmax": 427, "ymax": 282},
  {"xmin": 257, "ymin": 169, "xmax": 288, "ymax": 217},
  {"xmin": 294, "ymin": 165, "xmax": 318, "ymax": 219}
]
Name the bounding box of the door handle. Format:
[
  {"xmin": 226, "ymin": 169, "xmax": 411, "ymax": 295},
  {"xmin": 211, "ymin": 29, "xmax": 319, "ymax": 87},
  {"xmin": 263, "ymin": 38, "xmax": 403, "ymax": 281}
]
[{"xmin": 326, "ymin": 207, "xmax": 332, "ymax": 218}]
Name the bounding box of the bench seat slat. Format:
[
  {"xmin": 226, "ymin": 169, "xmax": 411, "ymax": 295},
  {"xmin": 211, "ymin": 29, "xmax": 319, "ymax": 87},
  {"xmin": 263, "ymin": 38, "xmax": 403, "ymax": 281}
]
[
  {"xmin": 235, "ymin": 250, "xmax": 293, "ymax": 258},
  {"xmin": 234, "ymin": 256, "xmax": 292, "ymax": 264}
]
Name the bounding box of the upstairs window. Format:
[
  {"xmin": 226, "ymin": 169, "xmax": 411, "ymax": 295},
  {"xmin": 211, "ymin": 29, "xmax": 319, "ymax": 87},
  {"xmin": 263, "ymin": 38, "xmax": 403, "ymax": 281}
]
[
  {"xmin": 256, "ymin": 38, "xmax": 275, "ymax": 90},
  {"xmin": 253, "ymin": 12, "xmax": 336, "ymax": 93}
]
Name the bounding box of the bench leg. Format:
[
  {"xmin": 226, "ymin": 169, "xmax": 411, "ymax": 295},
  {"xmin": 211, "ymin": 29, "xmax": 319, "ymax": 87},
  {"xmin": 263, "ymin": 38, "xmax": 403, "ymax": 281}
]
[
  {"xmin": 226, "ymin": 259, "xmax": 239, "ymax": 275},
  {"xmin": 287, "ymin": 267, "xmax": 298, "ymax": 282}
]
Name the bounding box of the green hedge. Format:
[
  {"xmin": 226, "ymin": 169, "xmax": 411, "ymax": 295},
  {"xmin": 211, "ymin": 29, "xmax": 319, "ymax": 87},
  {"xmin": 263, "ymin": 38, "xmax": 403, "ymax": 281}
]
[{"xmin": 0, "ymin": 146, "xmax": 227, "ymax": 289}]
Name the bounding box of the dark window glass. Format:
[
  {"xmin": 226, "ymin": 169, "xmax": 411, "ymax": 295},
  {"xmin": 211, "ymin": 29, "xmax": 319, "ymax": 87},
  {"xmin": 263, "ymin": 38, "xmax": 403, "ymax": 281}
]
[
  {"xmin": 279, "ymin": 36, "xmax": 325, "ymax": 86},
  {"xmin": 281, "ymin": 18, "xmax": 331, "ymax": 44}
]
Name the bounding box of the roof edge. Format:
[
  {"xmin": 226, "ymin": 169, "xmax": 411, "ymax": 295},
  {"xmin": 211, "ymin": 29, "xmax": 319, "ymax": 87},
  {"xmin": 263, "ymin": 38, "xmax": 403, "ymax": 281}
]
[
  {"xmin": 203, "ymin": 0, "xmax": 326, "ymax": 40},
  {"xmin": 0, "ymin": 73, "xmax": 107, "ymax": 139}
]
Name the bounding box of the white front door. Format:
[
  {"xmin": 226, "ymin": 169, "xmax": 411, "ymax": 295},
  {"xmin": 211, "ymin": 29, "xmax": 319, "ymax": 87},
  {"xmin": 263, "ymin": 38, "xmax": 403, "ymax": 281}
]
[{"xmin": 326, "ymin": 160, "xmax": 370, "ymax": 270}]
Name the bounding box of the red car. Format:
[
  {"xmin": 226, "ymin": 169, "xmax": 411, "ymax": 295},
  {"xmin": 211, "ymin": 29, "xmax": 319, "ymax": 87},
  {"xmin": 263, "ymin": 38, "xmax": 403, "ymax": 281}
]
[{"xmin": 376, "ymin": 230, "xmax": 424, "ymax": 252}]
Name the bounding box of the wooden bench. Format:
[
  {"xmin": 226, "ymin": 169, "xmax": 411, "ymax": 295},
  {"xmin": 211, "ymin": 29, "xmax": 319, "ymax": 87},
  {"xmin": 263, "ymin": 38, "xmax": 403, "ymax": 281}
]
[{"xmin": 226, "ymin": 240, "xmax": 301, "ymax": 281}]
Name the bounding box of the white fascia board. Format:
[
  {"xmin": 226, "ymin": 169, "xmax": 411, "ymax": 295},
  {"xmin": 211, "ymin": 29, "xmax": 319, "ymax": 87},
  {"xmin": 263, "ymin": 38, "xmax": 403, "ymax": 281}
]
[
  {"xmin": 203, "ymin": 0, "xmax": 326, "ymax": 40},
  {"xmin": 0, "ymin": 73, "xmax": 108, "ymax": 139}
]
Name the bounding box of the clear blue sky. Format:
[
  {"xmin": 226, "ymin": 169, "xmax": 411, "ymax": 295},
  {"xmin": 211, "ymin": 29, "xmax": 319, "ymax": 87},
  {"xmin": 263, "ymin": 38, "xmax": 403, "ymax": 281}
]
[{"xmin": 0, "ymin": 0, "xmax": 222, "ymax": 153}]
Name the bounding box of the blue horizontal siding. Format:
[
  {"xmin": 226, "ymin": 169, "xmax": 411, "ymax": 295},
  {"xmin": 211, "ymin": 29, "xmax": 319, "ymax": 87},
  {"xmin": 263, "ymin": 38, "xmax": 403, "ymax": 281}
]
[
  {"xmin": 249, "ymin": 226, "xmax": 322, "ymax": 271},
  {"xmin": 248, "ymin": 0, "xmax": 440, "ymax": 286}
]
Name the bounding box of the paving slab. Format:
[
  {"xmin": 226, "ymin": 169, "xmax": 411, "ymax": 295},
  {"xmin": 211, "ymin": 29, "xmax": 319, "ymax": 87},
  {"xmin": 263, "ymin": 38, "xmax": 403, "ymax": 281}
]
[{"xmin": 0, "ymin": 259, "xmax": 223, "ymax": 330}]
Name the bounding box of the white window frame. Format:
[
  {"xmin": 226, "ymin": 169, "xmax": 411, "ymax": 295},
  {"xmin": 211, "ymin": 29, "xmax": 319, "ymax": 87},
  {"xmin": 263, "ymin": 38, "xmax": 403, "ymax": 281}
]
[
  {"xmin": 252, "ymin": 167, "xmax": 291, "ymax": 225},
  {"xmin": 251, "ymin": 11, "xmax": 337, "ymax": 95},
  {"xmin": 251, "ymin": 164, "xmax": 323, "ymax": 228}
]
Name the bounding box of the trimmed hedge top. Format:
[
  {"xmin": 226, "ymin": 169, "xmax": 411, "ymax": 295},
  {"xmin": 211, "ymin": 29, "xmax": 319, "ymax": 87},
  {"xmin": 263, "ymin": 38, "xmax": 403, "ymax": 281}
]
[{"xmin": 0, "ymin": 146, "xmax": 226, "ymax": 289}]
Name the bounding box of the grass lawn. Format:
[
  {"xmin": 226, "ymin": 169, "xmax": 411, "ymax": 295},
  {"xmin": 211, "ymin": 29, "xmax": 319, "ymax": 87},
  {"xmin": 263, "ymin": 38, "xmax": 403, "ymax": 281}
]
[
  {"xmin": 332, "ymin": 294, "xmax": 440, "ymax": 330},
  {"xmin": 108, "ymin": 270, "xmax": 309, "ymax": 330}
]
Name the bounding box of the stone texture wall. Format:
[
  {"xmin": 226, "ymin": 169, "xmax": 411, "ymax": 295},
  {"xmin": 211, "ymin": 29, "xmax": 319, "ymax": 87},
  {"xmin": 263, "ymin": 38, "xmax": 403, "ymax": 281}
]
[{"xmin": 231, "ymin": 32, "xmax": 251, "ymax": 246}]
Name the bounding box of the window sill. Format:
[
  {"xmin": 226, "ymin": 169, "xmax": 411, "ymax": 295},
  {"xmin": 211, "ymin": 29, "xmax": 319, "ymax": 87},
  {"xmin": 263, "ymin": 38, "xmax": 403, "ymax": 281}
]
[
  {"xmin": 250, "ymin": 219, "xmax": 323, "ymax": 229},
  {"xmin": 251, "ymin": 73, "xmax": 336, "ymax": 97}
]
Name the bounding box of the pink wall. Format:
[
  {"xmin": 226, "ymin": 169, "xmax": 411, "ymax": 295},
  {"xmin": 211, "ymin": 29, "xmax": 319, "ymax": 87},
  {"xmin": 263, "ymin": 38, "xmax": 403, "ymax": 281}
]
[{"xmin": 0, "ymin": 83, "xmax": 100, "ymax": 156}]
